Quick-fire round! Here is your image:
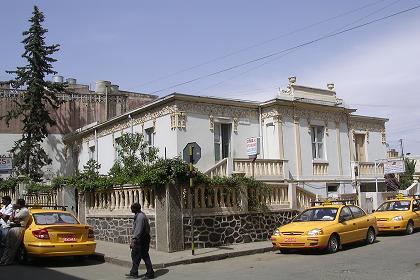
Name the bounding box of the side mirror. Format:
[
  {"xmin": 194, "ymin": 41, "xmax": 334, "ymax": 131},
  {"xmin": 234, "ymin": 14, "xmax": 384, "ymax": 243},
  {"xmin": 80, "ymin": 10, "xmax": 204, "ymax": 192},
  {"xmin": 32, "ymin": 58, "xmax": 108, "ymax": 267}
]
[
  {"xmin": 339, "ymin": 217, "xmax": 345, "ymax": 223},
  {"xmin": 372, "ymin": 210, "xmax": 375, "ymax": 213}
]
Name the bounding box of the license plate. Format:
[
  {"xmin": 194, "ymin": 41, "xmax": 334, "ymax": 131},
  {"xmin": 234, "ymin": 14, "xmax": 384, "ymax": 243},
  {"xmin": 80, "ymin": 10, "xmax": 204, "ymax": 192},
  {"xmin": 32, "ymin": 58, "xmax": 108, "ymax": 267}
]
[
  {"xmin": 284, "ymin": 237, "xmax": 296, "ymax": 243},
  {"xmin": 377, "ymin": 223, "xmax": 384, "ymax": 227},
  {"xmin": 60, "ymin": 234, "xmax": 76, "ymax": 242}
]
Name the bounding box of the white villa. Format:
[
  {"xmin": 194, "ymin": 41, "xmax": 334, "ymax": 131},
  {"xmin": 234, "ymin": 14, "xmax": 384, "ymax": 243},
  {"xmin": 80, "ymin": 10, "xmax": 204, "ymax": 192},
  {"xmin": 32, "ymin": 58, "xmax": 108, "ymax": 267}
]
[{"xmin": 64, "ymin": 77, "xmax": 388, "ymax": 199}]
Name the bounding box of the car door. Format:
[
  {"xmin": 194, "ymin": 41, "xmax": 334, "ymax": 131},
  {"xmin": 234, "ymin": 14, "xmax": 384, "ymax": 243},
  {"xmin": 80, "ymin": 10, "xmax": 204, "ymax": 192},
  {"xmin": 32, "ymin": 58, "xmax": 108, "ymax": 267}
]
[
  {"xmin": 349, "ymin": 205, "xmax": 370, "ymax": 241},
  {"xmin": 337, "ymin": 206, "xmax": 357, "ymax": 244}
]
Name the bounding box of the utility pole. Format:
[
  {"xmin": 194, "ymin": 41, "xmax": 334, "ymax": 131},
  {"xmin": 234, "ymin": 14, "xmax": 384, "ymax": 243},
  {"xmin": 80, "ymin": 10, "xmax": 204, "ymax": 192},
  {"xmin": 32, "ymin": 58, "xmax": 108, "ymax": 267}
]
[{"xmin": 399, "ymin": 139, "xmax": 404, "ymax": 158}]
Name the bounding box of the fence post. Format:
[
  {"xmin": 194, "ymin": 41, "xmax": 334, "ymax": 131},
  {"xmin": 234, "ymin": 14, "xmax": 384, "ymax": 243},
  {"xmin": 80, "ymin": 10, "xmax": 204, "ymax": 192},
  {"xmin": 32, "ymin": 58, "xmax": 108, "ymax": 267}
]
[
  {"xmin": 288, "ymin": 183, "xmax": 297, "ymax": 210},
  {"xmin": 233, "ymin": 171, "xmax": 248, "ymax": 212},
  {"xmin": 155, "ymin": 183, "xmax": 184, "ymax": 252}
]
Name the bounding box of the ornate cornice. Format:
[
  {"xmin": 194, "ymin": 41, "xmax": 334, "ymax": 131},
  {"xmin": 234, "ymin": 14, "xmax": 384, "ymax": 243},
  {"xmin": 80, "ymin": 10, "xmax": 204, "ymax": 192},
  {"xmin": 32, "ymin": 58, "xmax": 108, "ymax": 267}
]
[
  {"xmin": 176, "ymin": 101, "xmax": 258, "ymax": 119},
  {"xmin": 350, "ymin": 119, "xmax": 385, "ymax": 133},
  {"xmin": 261, "ymin": 105, "xmax": 346, "ymax": 123}
]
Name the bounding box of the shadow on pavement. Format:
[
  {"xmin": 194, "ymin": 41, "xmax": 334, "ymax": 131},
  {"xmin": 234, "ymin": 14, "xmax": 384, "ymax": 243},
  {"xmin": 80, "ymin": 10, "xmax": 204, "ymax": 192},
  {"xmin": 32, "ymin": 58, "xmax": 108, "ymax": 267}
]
[
  {"xmin": 274, "ymin": 239, "xmax": 381, "ymax": 256},
  {"xmin": 24, "ymin": 256, "xmax": 105, "ymax": 268},
  {"xmin": 155, "ymin": 268, "xmax": 169, "ymax": 278},
  {"xmin": 0, "ymin": 263, "xmax": 87, "ymax": 280}
]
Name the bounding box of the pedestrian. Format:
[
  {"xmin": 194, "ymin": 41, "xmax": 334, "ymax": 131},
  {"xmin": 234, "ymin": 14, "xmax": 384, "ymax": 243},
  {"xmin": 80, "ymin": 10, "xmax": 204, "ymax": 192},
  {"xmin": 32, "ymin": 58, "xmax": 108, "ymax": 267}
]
[
  {"xmin": 0, "ymin": 199, "xmax": 30, "ymax": 265},
  {"xmin": 0, "ymin": 196, "xmax": 13, "ymax": 258},
  {"xmin": 125, "ymin": 202, "xmax": 154, "ymax": 279}
]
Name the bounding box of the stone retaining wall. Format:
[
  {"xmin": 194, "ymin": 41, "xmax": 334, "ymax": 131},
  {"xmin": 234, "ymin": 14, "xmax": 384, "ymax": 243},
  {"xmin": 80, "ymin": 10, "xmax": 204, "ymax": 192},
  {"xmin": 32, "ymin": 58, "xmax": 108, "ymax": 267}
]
[
  {"xmin": 87, "ymin": 215, "xmax": 156, "ymax": 248},
  {"xmin": 183, "ymin": 210, "xmax": 298, "ymax": 248}
]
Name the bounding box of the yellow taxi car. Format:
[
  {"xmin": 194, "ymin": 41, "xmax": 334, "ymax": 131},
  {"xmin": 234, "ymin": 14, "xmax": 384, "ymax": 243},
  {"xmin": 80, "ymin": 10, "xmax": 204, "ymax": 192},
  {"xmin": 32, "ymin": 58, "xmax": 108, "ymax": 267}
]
[
  {"xmin": 372, "ymin": 194, "xmax": 420, "ymax": 235},
  {"xmin": 271, "ymin": 201, "xmax": 378, "ymax": 254},
  {"xmin": 17, "ymin": 207, "xmax": 96, "ymax": 263}
]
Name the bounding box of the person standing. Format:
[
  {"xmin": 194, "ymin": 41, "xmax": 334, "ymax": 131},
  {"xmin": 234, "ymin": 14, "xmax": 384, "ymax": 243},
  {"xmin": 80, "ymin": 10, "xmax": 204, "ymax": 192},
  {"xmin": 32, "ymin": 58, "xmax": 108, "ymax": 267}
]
[
  {"xmin": 126, "ymin": 202, "xmax": 154, "ymax": 279},
  {"xmin": 0, "ymin": 199, "xmax": 30, "ymax": 265},
  {"xmin": 0, "ymin": 196, "xmax": 13, "ymax": 258}
]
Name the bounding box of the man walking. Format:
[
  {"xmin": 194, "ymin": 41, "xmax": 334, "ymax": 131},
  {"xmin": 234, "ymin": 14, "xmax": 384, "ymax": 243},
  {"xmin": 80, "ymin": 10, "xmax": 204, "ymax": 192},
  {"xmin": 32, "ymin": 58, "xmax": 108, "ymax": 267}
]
[{"xmin": 126, "ymin": 202, "xmax": 154, "ymax": 279}]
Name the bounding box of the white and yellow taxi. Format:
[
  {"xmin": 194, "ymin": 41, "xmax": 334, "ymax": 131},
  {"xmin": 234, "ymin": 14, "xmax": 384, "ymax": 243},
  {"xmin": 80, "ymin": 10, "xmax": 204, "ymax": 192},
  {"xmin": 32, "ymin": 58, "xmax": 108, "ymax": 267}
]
[
  {"xmin": 18, "ymin": 207, "xmax": 96, "ymax": 263},
  {"xmin": 372, "ymin": 194, "xmax": 420, "ymax": 234},
  {"xmin": 271, "ymin": 201, "xmax": 378, "ymax": 253}
]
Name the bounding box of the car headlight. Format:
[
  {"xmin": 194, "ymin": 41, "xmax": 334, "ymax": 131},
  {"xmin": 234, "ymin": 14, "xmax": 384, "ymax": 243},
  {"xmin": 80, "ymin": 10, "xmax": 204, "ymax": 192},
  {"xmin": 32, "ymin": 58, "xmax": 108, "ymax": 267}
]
[
  {"xmin": 307, "ymin": 228, "xmax": 323, "ymax": 236},
  {"xmin": 273, "ymin": 229, "xmax": 281, "ymax": 236},
  {"xmin": 392, "ymin": 216, "xmax": 403, "ymax": 221}
]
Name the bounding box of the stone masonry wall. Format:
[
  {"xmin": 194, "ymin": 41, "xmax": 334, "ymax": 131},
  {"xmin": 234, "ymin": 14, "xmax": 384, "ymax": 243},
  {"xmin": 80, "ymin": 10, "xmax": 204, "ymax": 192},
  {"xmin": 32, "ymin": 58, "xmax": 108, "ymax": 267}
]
[
  {"xmin": 183, "ymin": 210, "xmax": 298, "ymax": 248},
  {"xmin": 87, "ymin": 215, "xmax": 156, "ymax": 248}
]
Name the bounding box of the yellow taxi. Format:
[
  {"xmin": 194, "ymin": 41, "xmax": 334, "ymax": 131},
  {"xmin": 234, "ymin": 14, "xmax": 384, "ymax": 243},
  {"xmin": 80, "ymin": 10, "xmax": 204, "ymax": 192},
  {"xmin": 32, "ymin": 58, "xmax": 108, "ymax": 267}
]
[
  {"xmin": 271, "ymin": 201, "xmax": 378, "ymax": 254},
  {"xmin": 372, "ymin": 194, "xmax": 420, "ymax": 234},
  {"xmin": 17, "ymin": 207, "xmax": 96, "ymax": 263}
]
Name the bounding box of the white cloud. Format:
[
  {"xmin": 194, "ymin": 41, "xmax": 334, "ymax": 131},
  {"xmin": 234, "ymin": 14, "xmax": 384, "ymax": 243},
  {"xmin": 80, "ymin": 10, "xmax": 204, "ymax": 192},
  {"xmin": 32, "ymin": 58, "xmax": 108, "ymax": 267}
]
[{"xmin": 303, "ymin": 17, "xmax": 420, "ymax": 154}]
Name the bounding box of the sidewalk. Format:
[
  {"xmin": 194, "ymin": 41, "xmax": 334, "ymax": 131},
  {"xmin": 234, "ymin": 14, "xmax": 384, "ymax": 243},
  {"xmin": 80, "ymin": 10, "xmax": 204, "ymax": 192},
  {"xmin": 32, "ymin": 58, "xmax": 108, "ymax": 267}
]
[{"xmin": 93, "ymin": 240, "xmax": 275, "ymax": 269}]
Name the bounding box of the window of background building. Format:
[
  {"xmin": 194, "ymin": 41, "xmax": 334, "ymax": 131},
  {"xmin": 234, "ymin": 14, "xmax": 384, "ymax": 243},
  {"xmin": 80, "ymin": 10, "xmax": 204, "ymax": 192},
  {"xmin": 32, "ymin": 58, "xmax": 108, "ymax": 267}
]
[
  {"xmin": 311, "ymin": 126, "xmax": 325, "ymax": 159},
  {"xmin": 145, "ymin": 127, "xmax": 155, "ymax": 146},
  {"xmin": 354, "ymin": 134, "xmax": 366, "ymax": 162},
  {"xmin": 214, "ymin": 123, "xmax": 231, "ymax": 162},
  {"xmin": 88, "ymin": 145, "xmax": 96, "ymax": 161}
]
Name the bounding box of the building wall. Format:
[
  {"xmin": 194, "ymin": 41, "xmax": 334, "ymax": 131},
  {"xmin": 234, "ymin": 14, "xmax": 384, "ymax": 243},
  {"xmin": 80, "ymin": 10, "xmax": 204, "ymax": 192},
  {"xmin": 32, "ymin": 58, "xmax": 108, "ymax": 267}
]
[
  {"xmin": 0, "ymin": 133, "xmax": 71, "ymax": 178},
  {"xmin": 183, "ymin": 211, "xmax": 298, "ymax": 248}
]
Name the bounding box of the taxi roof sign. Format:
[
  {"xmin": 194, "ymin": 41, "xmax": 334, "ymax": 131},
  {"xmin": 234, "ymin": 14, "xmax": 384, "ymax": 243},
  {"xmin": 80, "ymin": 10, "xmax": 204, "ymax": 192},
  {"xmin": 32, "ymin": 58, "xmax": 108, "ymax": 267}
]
[{"xmin": 310, "ymin": 199, "xmax": 357, "ymax": 206}]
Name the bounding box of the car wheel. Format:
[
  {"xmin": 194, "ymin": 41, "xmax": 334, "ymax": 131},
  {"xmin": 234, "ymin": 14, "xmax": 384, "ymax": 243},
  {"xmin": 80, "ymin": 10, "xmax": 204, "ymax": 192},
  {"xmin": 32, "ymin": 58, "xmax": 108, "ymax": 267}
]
[
  {"xmin": 365, "ymin": 228, "xmax": 376, "ymax": 245},
  {"xmin": 405, "ymin": 221, "xmax": 414, "ymax": 235},
  {"xmin": 326, "ymin": 235, "xmax": 339, "ymax": 254},
  {"xmin": 17, "ymin": 245, "xmax": 28, "ymax": 265}
]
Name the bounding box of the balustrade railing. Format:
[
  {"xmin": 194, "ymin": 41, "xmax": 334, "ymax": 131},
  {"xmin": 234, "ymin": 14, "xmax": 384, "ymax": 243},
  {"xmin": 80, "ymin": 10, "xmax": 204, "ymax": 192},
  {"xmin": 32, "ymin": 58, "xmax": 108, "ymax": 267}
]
[
  {"xmin": 181, "ymin": 185, "xmax": 241, "ymax": 215},
  {"xmin": 313, "ymin": 162, "xmax": 328, "ymax": 175},
  {"xmin": 24, "ymin": 192, "xmax": 57, "ymax": 206},
  {"xmin": 0, "ymin": 189, "xmax": 16, "ymax": 202},
  {"xmin": 296, "ymin": 187, "xmax": 316, "ymax": 210},
  {"xmin": 204, "ymin": 158, "xmax": 228, "ymax": 178},
  {"xmin": 358, "ymin": 162, "xmax": 384, "ymax": 177},
  {"xmin": 86, "ymin": 186, "xmax": 155, "ymax": 216},
  {"xmin": 181, "ymin": 183, "xmax": 290, "ymax": 214},
  {"xmin": 233, "ymin": 159, "xmax": 285, "ymax": 180}
]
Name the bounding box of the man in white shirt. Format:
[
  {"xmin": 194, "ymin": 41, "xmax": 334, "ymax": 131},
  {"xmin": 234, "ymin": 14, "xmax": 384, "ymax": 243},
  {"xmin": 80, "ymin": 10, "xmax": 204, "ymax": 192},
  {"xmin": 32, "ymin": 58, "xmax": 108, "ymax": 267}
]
[{"xmin": 0, "ymin": 196, "xmax": 13, "ymax": 252}]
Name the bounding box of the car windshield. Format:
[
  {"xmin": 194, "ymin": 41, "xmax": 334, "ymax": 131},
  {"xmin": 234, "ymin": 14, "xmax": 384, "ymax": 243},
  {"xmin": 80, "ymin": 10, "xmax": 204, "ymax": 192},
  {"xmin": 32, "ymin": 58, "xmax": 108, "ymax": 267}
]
[
  {"xmin": 294, "ymin": 208, "xmax": 338, "ymax": 222},
  {"xmin": 377, "ymin": 200, "xmax": 411, "ymax": 212},
  {"xmin": 33, "ymin": 212, "xmax": 79, "ymax": 225}
]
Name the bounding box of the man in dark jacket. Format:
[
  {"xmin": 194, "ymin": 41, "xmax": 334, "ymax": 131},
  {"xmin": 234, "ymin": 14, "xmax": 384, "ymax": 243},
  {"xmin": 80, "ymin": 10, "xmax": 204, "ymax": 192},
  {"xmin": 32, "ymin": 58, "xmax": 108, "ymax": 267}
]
[{"xmin": 126, "ymin": 203, "xmax": 154, "ymax": 279}]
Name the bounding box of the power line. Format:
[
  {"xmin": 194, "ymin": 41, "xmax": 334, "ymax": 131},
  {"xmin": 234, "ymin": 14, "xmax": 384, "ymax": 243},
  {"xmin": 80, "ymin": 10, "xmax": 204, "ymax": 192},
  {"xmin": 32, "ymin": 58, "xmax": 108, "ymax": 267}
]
[
  {"xmin": 150, "ymin": 5, "xmax": 420, "ymax": 95},
  {"xmin": 194, "ymin": 0, "xmax": 402, "ymax": 95},
  {"xmin": 129, "ymin": 0, "xmax": 386, "ymax": 90}
]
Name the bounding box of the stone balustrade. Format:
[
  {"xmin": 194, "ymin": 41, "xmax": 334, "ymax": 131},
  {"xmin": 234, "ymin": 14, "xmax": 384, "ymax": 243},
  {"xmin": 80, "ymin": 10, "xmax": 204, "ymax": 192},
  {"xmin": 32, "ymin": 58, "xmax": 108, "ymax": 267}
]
[
  {"xmin": 204, "ymin": 158, "xmax": 228, "ymax": 178},
  {"xmin": 86, "ymin": 186, "xmax": 155, "ymax": 216},
  {"xmin": 359, "ymin": 162, "xmax": 384, "ymax": 177},
  {"xmin": 0, "ymin": 189, "xmax": 16, "ymax": 202},
  {"xmin": 233, "ymin": 159, "xmax": 285, "ymax": 180},
  {"xmin": 313, "ymin": 162, "xmax": 328, "ymax": 175},
  {"xmin": 296, "ymin": 187, "xmax": 316, "ymax": 210},
  {"xmin": 24, "ymin": 193, "xmax": 57, "ymax": 206},
  {"xmin": 181, "ymin": 183, "xmax": 290, "ymax": 214}
]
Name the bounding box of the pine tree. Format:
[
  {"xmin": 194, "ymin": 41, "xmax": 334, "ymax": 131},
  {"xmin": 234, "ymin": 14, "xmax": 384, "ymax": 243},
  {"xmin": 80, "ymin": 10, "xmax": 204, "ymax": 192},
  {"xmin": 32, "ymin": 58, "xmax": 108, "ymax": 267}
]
[{"xmin": 3, "ymin": 6, "xmax": 65, "ymax": 181}]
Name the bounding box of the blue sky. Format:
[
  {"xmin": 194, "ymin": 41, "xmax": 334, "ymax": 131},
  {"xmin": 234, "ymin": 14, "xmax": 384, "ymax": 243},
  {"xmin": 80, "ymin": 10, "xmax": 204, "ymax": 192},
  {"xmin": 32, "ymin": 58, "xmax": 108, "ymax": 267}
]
[{"xmin": 1, "ymin": 0, "xmax": 419, "ymax": 154}]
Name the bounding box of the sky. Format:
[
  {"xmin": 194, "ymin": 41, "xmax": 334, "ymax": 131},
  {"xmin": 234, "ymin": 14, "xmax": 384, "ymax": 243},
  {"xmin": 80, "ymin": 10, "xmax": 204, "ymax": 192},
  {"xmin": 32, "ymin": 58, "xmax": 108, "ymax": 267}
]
[{"xmin": 1, "ymin": 0, "xmax": 419, "ymax": 155}]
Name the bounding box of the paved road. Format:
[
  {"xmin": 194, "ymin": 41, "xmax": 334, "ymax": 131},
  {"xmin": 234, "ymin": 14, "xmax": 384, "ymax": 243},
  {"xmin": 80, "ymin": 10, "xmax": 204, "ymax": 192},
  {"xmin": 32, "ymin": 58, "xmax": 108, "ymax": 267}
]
[{"xmin": 4, "ymin": 232, "xmax": 420, "ymax": 280}]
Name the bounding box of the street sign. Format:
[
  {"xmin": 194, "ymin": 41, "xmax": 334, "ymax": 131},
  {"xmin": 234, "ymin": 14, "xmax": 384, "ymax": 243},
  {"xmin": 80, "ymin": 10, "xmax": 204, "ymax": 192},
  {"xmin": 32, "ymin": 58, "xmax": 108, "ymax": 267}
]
[
  {"xmin": 246, "ymin": 137, "xmax": 260, "ymax": 159},
  {"xmin": 0, "ymin": 156, "xmax": 12, "ymax": 171},
  {"xmin": 384, "ymin": 159, "xmax": 405, "ymax": 174},
  {"xmin": 183, "ymin": 142, "xmax": 201, "ymax": 164}
]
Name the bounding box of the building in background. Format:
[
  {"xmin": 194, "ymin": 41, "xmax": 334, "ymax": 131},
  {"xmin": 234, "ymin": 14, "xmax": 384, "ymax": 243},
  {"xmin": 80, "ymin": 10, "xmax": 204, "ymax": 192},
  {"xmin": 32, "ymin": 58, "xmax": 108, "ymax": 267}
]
[
  {"xmin": 0, "ymin": 76, "xmax": 157, "ymax": 179},
  {"xmin": 65, "ymin": 77, "xmax": 389, "ymax": 199}
]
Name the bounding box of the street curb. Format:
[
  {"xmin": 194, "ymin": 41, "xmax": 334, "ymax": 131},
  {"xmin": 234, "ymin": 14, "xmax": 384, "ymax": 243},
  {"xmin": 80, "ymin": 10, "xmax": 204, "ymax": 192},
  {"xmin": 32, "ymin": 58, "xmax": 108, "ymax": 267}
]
[{"xmin": 92, "ymin": 246, "xmax": 276, "ymax": 269}]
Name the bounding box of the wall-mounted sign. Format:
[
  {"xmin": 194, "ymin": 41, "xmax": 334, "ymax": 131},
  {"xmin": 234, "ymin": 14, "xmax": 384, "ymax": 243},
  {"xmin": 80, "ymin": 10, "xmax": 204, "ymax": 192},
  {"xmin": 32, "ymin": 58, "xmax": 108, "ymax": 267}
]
[
  {"xmin": 384, "ymin": 159, "xmax": 405, "ymax": 174},
  {"xmin": 0, "ymin": 156, "xmax": 12, "ymax": 171},
  {"xmin": 246, "ymin": 137, "xmax": 260, "ymax": 159}
]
